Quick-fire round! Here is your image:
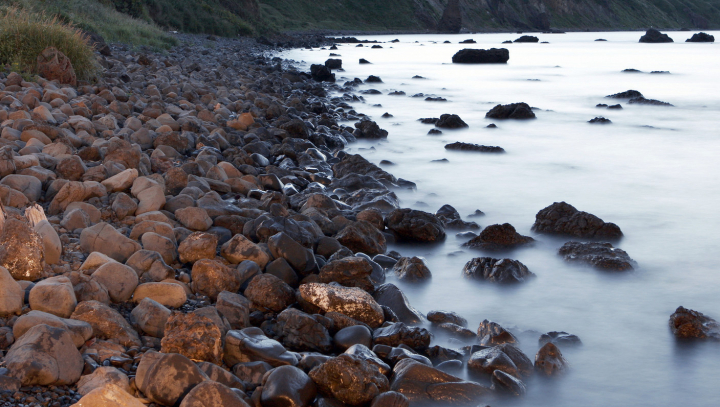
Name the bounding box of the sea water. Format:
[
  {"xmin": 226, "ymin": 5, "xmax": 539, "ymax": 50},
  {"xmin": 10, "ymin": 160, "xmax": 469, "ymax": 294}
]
[{"xmin": 280, "ymin": 31, "xmax": 720, "ymax": 407}]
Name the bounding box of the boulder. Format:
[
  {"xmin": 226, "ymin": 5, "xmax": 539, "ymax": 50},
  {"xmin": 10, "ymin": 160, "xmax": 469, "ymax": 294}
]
[
  {"xmin": 261, "ymin": 365, "xmax": 317, "ymax": 407},
  {"xmin": 179, "ymin": 232, "xmax": 219, "ymax": 264},
  {"xmin": 161, "ymin": 312, "xmax": 223, "ymax": 365},
  {"xmin": 390, "ymin": 359, "xmax": 490, "ymax": 405},
  {"xmin": 444, "ymin": 142, "xmax": 504, "ymax": 153},
  {"xmin": 80, "ymin": 222, "xmax": 141, "ymax": 262},
  {"xmin": 191, "ymin": 259, "xmax": 240, "ymax": 301},
  {"xmin": 5, "ymin": 324, "xmax": 83, "ymax": 385},
  {"xmin": 354, "ymin": 119, "xmax": 388, "ymax": 139},
  {"xmin": 319, "ymin": 256, "xmax": 375, "ymax": 291},
  {"xmin": 310, "ymin": 64, "xmax": 335, "ymax": 82},
  {"xmin": 462, "ymin": 257, "xmax": 534, "ymax": 283},
  {"xmin": 70, "ymin": 300, "xmax": 142, "ymax": 347},
  {"xmin": 373, "ymin": 283, "xmax": 424, "ymax": 324},
  {"xmin": 309, "ymin": 354, "xmax": 390, "ymax": 405},
  {"xmin": 37, "ymin": 47, "xmax": 77, "ymax": 86},
  {"xmin": 196, "ymin": 361, "xmax": 246, "ymax": 390},
  {"xmin": 33, "ymin": 218, "xmax": 62, "ymax": 265},
  {"xmin": 91, "ymin": 262, "xmax": 139, "ymax": 302},
  {"xmin": 686, "ymin": 32, "xmax": 714, "ymax": 42},
  {"xmin": 485, "ymin": 103, "xmax": 535, "ymax": 119},
  {"xmin": 216, "ymin": 290, "xmax": 251, "ymax": 329},
  {"xmin": 179, "ymin": 380, "xmax": 250, "ymax": 407},
  {"xmin": 0, "ymin": 218, "xmax": 45, "ymax": 281},
  {"xmin": 606, "ymin": 90, "xmax": 643, "ymax": 99},
  {"xmin": 244, "ymin": 274, "xmax": 295, "ymax": 312},
  {"xmin": 220, "ymin": 234, "xmax": 269, "ymax": 267},
  {"xmin": 639, "ymin": 28, "xmax": 673, "ymax": 43},
  {"xmin": 276, "ymin": 308, "xmax": 332, "ymax": 352},
  {"xmin": 669, "ymin": 306, "xmax": 720, "ymax": 340},
  {"xmin": 539, "ymin": 331, "xmax": 582, "ymax": 347},
  {"xmin": 130, "ymin": 297, "xmax": 171, "ymax": 337},
  {"xmin": 393, "ymin": 257, "xmax": 432, "ymax": 282},
  {"xmin": 558, "ymin": 241, "xmax": 635, "ymax": 271},
  {"xmin": 101, "ymin": 168, "xmax": 138, "ymax": 192},
  {"xmin": 435, "ymin": 114, "xmax": 468, "ymax": 129},
  {"xmin": 135, "ymin": 351, "xmax": 209, "ymax": 406},
  {"xmin": 514, "ymin": 35, "xmax": 539, "ymax": 42},
  {"xmin": 468, "ymin": 344, "xmax": 533, "ymax": 378},
  {"xmin": 335, "ymin": 325, "xmax": 373, "ymax": 351},
  {"xmin": 427, "ymin": 310, "xmax": 467, "ymax": 327},
  {"xmin": 176, "ymin": 206, "xmax": 213, "ymax": 231},
  {"xmin": 268, "ymin": 232, "xmax": 317, "ymax": 276},
  {"xmin": 72, "ymin": 383, "xmax": 146, "ymax": 407},
  {"xmin": 325, "ymin": 58, "xmax": 342, "ymax": 69},
  {"xmin": 13, "ymin": 310, "xmax": 92, "ymax": 348},
  {"xmin": 224, "ymin": 327, "xmax": 298, "ymax": 367},
  {"xmin": 477, "ymin": 320, "xmax": 518, "ymax": 346},
  {"xmin": 336, "ymin": 220, "xmax": 387, "ymax": 256},
  {"xmin": 28, "ymin": 276, "xmax": 77, "ymax": 318},
  {"xmin": 299, "ymin": 283, "xmax": 384, "ymax": 328},
  {"xmin": 491, "ymin": 370, "xmax": 526, "ymax": 396},
  {"xmin": 0, "ymin": 266, "xmax": 23, "ymax": 316},
  {"xmin": 76, "ymin": 366, "xmax": 131, "ymax": 396},
  {"xmin": 373, "ymin": 322, "xmax": 432, "ymax": 351},
  {"xmin": 132, "ymin": 282, "xmax": 187, "ymax": 308},
  {"xmin": 0, "ymin": 174, "xmax": 42, "ymax": 202},
  {"xmin": 451, "ymin": 48, "xmax": 509, "ymax": 63},
  {"xmin": 534, "ymin": 342, "xmax": 568, "ymax": 375},
  {"xmin": 531, "ymin": 202, "xmax": 623, "ymax": 239},
  {"xmin": 385, "ymin": 208, "xmax": 445, "ymax": 243}
]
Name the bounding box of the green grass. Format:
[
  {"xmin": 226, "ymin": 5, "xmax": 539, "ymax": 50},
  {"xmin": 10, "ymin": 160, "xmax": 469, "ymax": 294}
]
[
  {"xmin": 0, "ymin": 7, "xmax": 100, "ymax": 81},
  {"xmin": 4, "ymin": 0, "xmax": 177, "ymax": 49}
]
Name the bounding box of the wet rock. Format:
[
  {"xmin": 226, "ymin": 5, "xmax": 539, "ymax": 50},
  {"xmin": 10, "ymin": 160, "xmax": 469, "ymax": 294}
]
[
  {"xmin": 319, "ymin": 256, "xmax": 375, "ymax": 291},
  {"xmin": 276, "ymin": 308, "xmax": 332, "ymax": 352},
  {"xmin": 179, "ymin": 231, "xmax": 219, "ymax": 264},
  {"xmin": 463, "ymin": 223, "xmax": 534, "ymax": 251},
  {"xmin": 311, "ymin": 64, "xmax": 335, "ymax": 82},
  {"xmin": 452, "ymin": 48, "xmax": 509, "ymax": 63},
  {"xmin": 5, "ymin": 324, "xmax": 83, "ymax": 385},
  {"xmin": 491, "ymin": 370, "xmax": 526, "ymax": 396},
  {"xmin": 534, "ymin": 342, "xmax": 568, "ymax": 375},
  {"xmin": 336, "ymin": 221, "xmax": 387, "ymax": 256},
  {"xmin": 435, "ymin": 114, "xmax": 468, "ymax": 129},
  {"xmin": 486, "ymin": 103, "xmax": 535, "ymax": 119},
  {"xmin": 588, "ymin": 116, "xmax": 611, "ymax": 123},
  {"xmin": 374, "ymin": 322, "xmax": 432, "ymax": 351},
  {"xmin": 196, "ymin": 361, "xmax": 246, "ymax": 390},
  {"xmin": 514, "ymin": 35, "xmax": 539, "ymax": 42},
  {"xmin": 135, "ymin": 351, "xmax": 208, "ymax": 406},
  {"xmin": 539, "ymin": 331, "xmax": 582, "ymax": 347},
  {"xmin": 477, "ymin": 320, "xmax": 518, "ymax": 346},
  {"xmin": 80, "ymin": 222, "xmax": 141, "ymax": 262},
  {"xmin": 161, "ymin": 311, "xmax": 223, "ymax": 365},
  {"xmin": 28, "ymin": 275, "xmax": 77, "ymax": 317},
  {"xmin": 192, "ymin": 259, "xmax": 241, "ymax": 301},
  {"xmin": 261, "ymin": 365, "xmax": 317, "ymax": 407},
  {"xmin": 354, "ymin": 119, "xmax": 388, "ymax": 139},
  {"xmin": 0, "ymin": 266, "xmax": 23, "ymax": 316},
  {"xmin": 325, "ymin": 58, "xmax": 343, "ymax": 69},
  {"xmin": 131, "ymin": 297, "xmax": 171, "ymax": 337},
  {"xmin": 427, "ymin": 310, "xmax": 467, "ymax": 327},
  {"xmin": 371, "ymin": 391, "xmax": 410, "ymax": 407},
  {"xmin": 390, "ymin": 359, "xmax": 490, "ymax": 405},
  {"xmin": 299, "ymin": 283, "xmax": 384, "ymax": 328},
  {"xmin": 179, "ymin": 380, "xmax": 250, "ymax": 407},
  {"xmin": 606, "ymin": 90, "xmax": 643, "ymax": 99},
  {"xmin": 444, "ymin": 142, "xmax": 504, "ymax": 153},
  {"xmin": 468, "ymin": 344, "xmax": 533, "ymax": 378},
  {"xmin": 373, "ymin": 283, "xmax": 424, "ymax": 324},
  {"xmin": 639, "ymin": 28, "xmax": 673, "ymax": 43},
  {"xmin": 216, "ymin": 290, "xmax": 251, "ymax": 329},
  {"xmin": 70, "ymin": 300, "xmax": 142, "ymax": 347},
  {"xmin": 309, "ymin": 354, "xmax": 390, "ymax": 405},
  {"xmin": 558, "ymin": 241, "xmax": 635, "ymax": 271},
  {"xmin": 245, "ymin": 274, "xmax": 296, "ymax": 312},
  {"xmin": 669, "ymin": 306, "xmax": 720, "ymax": 340},
  {"xmin": 268, "ymin": 232, "xmax": 317, "ymax": 276},
  {"xmin": 686, "ymin": 32, "xmax": 714, "ymax": 42},
  {"xmin": 532, "ymin": 201, "xmax": 623, "ymax": 239},
  {"xmin": 385, "ymin": 208, "xmax": 445, "ymax": 242},
  {"xmin": 462, "ymin": 257, "xmax": 534, "ymax": 283},
  {"xmin": 393, "ymin": 257, "xmax": 431, "ymax": 282},
  {"xmin": 0, "ymin": 218, "xmax": 45, "ymax": 281},
  {"xmin": 335, "ymin": 325, "xmax": 373, "ymax": 351},
  {"xmin": 224, "ymin": 327, "xmax": 298, "ymax": 367}
]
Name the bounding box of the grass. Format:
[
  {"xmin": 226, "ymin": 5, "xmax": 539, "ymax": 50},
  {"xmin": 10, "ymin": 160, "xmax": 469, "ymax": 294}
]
[
  {"xmin": 4, "ymin": 0, "xmax": 177, "ymax": 49},
  {"xmin": 0, "ymin": 7, "xmax": 100, "ymax": 81}
]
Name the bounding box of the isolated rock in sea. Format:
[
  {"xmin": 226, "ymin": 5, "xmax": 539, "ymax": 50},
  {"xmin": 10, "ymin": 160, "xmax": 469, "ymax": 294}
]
[
  {"xmin": 686, "ymin": 32, "xmax": 714, "ymax": 42},
  {"xmin": 514, "ymin": 35, "xmax": 539, "ymax": 42},
  {"xmin": 477, "ymin": 320, "xmax": 519, "ymax": 346},
  {"xmin": 628, "ymin": 97, "xmax": 673, "ymax": 106},
  {"xmin": 385, "ymin": 208, "xmax": 446, "ymax": 242},
  {"xmin": 445, "ymin": 142, "xmax": 505, "ymax": 153},
  {"xmin": 463, "ymin": 223, "xmax": 534, "ymax": 251},
  {"xmin": 468, "ymin": 343, "xmax": 533, "ymax": 378},
  {"xmin": 535, "ymin": 342, "xmax": 569, "ymax": 375},
  {"xmin": 435, "ymin": 114, "xmax": 468, "ymax": 129},
  {"xmin": 589, "ymin": 117, "xmax": 611, "ymax": 123},
  {"xmin": 354, "ymin": 119, "xmax": 388, "ymax": 139},
  {"xmin": 325, "ymin": 58, "xmax": 342, "ymax": 69},
  {"xmin": 639, "ymin": 28, "xmax": 673, "ymax": 43},
  {"xmin": 310, "ymin": 64, "xmax": 335, "ymax": 82},
  {"xmin": 463, "ymin": 257, "xmax": 535, "ymax": 283},
  {"xmin": 486, "ymin": 102, "xmax": 535, "ymax": 119},
  {"xmin": 532, "ymin": 201, "xmax": 623, "ymax": 239},
  {"xmin": 539, "ymin": 331, "xmax": 582, "ymax": 347},
  {"xmin": 669, "ymin": 306, "xmax": 720, "ymax": 340},
  {"xmin": 452, "ymin": 48, "xmax": 509, "ymax": 63},
  {"xmin": 558, "ymin": 241, "xmax": 635, "ymax": 271},
  {"xmin": 393, "ymin": 256, "xmax": 432, "ymax": 282}
]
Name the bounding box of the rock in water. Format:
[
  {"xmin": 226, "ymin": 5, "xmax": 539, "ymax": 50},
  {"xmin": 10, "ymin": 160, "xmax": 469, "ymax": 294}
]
[
  {"xmin": 477, "ymin": 320, "xmax": 519, "ymax": 346},
  {"xmin": 309, "ymin": 354, "xmax": 390, "ymax": 405},
  {"xmin": 0, "ymin": 218, "xmax": 45, "ymax": 281},
  {"xmin": 393, "ymin": 257, "xmax": 432, "ymax": 282},
  {"xmin": 558, "ymin": 241, "xmax": 635, "ymax": 271},
  {"xmin": 435, "ymin": 114, "xmax": 468, "ymax": 129},
  {"xmin": 628, "ymin": 97, "xmax": 673, "ymax": 106},
  {"xmin": 385, "ymin": 208, "xmax": 446, "ymax": 242},
  {"xmin": 514, "ymin": 35, "xmax": 539, "ymax": 42},
  {"xmin": 639, "ymin": 28, "xmax": 673, "ymax": 43},
  {"xmin": 606, "ymin": 89, "xmax": 643, "ymax": 99},
  {"xmin": 325, "ymin": 58, "xmax": 342, "ymax": 69},
  {"xmin": 463, "ymin": 223, "xmax": 534, "ymax": 251},
  {"xmin": 437, "ymin": 0, "xmax": 461, "ymax": 33},
  {"xmin": 444, "ymin": 142, "xmax": 504, "ymax": 153},
  {"xmin": 535, "ymin": 342, "xmax": 569, "ymax": 375},
  {"xmin": 463, "ymin": 257, "xmax": 535, "ymax": 283},
  {"xmin": 485, "ymin": 103, "xmax": 535, "ymax": 119},
  {"xmin": 451, "ymin": 48, "xmax": 509, "ymax": 63},
  {"xmin": 531, "ymin": 201, "xmax": 623, "ymax": 239},
  {"xmin": 310, "ymin": 64, "xmax": 335, "ymax": 82},
  {"xmin": 390, "ymin": 359, "xmax": 490, "ymax": 405},
  {"xmin": 669, "ymin": 306, "xmax": 720, "ymax": 340},
  {"xmin": 686, "ymin": 32, "xmax": 715, "ymax": 42},
  {"xmin": 36, "ymin": 47, "xmax": 77, "ymax": 86}
]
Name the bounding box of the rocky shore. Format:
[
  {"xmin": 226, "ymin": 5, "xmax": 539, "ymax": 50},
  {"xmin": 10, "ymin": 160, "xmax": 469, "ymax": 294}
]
[{"xmin": 0, "ymin": 31, "xmax": 707, "ymax": 407}]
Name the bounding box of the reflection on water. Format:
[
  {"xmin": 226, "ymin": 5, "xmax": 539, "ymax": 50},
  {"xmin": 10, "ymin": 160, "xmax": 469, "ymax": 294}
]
[{"xmin": 281, "ymin": 31, "xmax": 720, "ymax": 407}]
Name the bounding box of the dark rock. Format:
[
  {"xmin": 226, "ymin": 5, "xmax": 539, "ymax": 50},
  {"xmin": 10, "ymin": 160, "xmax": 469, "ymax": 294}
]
[
  {"xmin": 639, "ymin": 28, "xmax": 673, "ymax": 43},
  {"xmin": 366, "ymin": 75, "xmax": 383, "ymax": 83},
  {"xmin": 373, "ymin": 322, "xmax": 432, "ymax": 351},
  {"xmin": 463, "ymin": 223, "xmax": 534, "ymax": 251},
  {"xmin": 135, "ymin": 351, "xmax": 208, "ymax": 407},
  {"xmin": 534, "ymin": 342, "xmax": 568, "ymax": 376},
  {"xmin": 427, "ymin": 310, "xmax": 467, "ymax": 327},
  {"xmin": 224, "ymin": 327, "xmax": 298, "ymax": 367},
  {"xmin": 445, "ymin": 142, "xmax": 504, "ymax": 153},
  {"xmin": 606, "ymin": 90, "xmax": 643, "ymax": 99},
  {"xmin": 385, "ymin": 208, "xmax": 445, "ymax": 242},
  {"xmin": 686, "ymin": 32, "xmax": 714, "ymax": 42},
  {"xmin": 485, "ymin": 102, "xmax": 535, "ymax": 119},
  {"xmin": 477, "ymin": 320, "xmax": 518, "ymax": 346},
  {"xmin": 539, "ymin": 331, "xmax": 582, "ymax": 347},
  {"xmin": 311, "ymin": 64, "xmax": 336, "ymax": 82},
  {"xmin": 268, "ymin": 232, "xmax": 317, "ymax": 277},
  {"xmin": 390, "ymin": 359, "xmax": 490, "ymax": 405},
  {"xmin": 468, "ymin": 343, "xmax": 533, "ymax": 378},
  {"xmin": 309, "ymin": 354, "xmax": 390, "ymax": 405},
  {"xmin": 371, "ymin": 391, "xmax": 410, "ymax": 407},
  {"xmin": 359, "ymin": 59, "xmax": 371, "ymax": 64},
  {"xmin": 276, "ymin": 308, "xmax": 332, "ymax": 352},
  {"xmin": 459, "ymin": 39, "xmax": 476, "ymax": 44},
  {"xmin": 425, "ymin": 97, "xmax": 446, "ymax": 102},
  {"xmin": 608, "ymin": 104, "xmax": 622, "ymax": 109},
  {"xmin": 463, "ymin": 257, "xmax": 534, "ymax": 283},
  {"xmin": 336, "ymin": 221, "xmax": 387, "ymax": 256},
  {"xmin": 325, "ymin": 58, "xmax": 343, "ymax": 69},
  {"xmin": 345, "ymin": 344, "xmax": 391, "ymax": 375},
  {"xmin": 451, "ymin": 48, "xmax": 509, "ymax": 63},
  {"xmin": 425, "ymin": 345, "xmax": 464, "ymax": 364},
  {"xmin": 393, "ymin": 256, "xmax": 432, "ymax": 282},
  {"xmin": 335, "ymin": 325, "xmax": 373, "ymax": 351},
  {"xmin": 261, "ymin": 365, "xmax": 317, "ymax": 407},
  {"xmin": 669, "ymin": 306, "xmax": 720, "ymax": 340},
  {"xmin": 558, "ymin": 241, "xmax": 636, "ymax": 271},
  {"xmin": 319, "ymin": 256, "xmax": 375, "ymax": 291},
  {"xmin": 532, "ymin": 201, "xmax": 623, "ymax": 239},
  {"xmin": 514, "ymin": 35, "xmax": 539, "ymax": 43},
  {"xmin": 373, "ymin": 283, "xmax": 425, "ymax": 324},
  {"xmin": 628, "ymin": 97, "xmax": 673, "ymax": 106},
  {"xmin": 622, "ymin": 68, "xmax": 642, "ymax": 73},
  {"xmin": 491, "ymin": 370, "xmax": 526, "ymax": 396},
  {"xmin": 588, "ymin": 117, "xmax": 611, "ymax": 124},
  {"xmin": 437, "ymin": 322, "xmax": 476, "ymax": 339},
  {"xmin": 233, "ymin": 361, "xmax": 273, "ymax": 390},
  {"xmin": 245, "ymin": 274, "xmax": 296, "ymax": 313},
  {"xmin": 435, "ymin": 114, "xmax": 468, "ymax": 129},
  {"xmin": 354, "ymin": 119, "xmax": 388, "ymax": 139}
]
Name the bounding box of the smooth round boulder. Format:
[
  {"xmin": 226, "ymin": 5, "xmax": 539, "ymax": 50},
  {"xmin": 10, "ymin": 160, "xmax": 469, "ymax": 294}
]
[
  {"xmin": 178, "ymin": 232, "xmax": 219, "ymax": 264},
  {"xmin": 135, "ymin": 351, "xmax": 208, "ymax": 407},
  {"xmin": 334, "ymin": 325, "xmax": 373, "ymax": 351},
  {"xmin": 0, "ymin": 266, "xmax": 23, "ymax": 316},
  {"xmin": 244, "ymin": 274, "xmax": 295, "ymax": 313},
  {"xmin": 132, "ymin": 282, "xmax": 187, "ymax": 308},
  {"xmin": 309, "ymin": 354, "xmax": 389, "ymax": 405},
  {"xmin": 261, "ymin": 365, "xmax": 317, "ymax": 407},
  {"xmin": 91, "ymin": 262, "xmax": 139, "ymax": 303},
  {"xmin": 191, "ymin": 259, "xmax": 240, "ymax": 301},
  {"xmin": 179, "ymin": 380, "xmax": 250, "ymax": 407},
  {"xmin": 28, "ymin": 276, "xmax": 77, "ymax": 318},
  {"xmin": 175, "ymin": 206, "xmax": 213, "ymax": 231},
  {"xmin": 130, "ymin": 297, "xmax": 171, "ymax": 338}
]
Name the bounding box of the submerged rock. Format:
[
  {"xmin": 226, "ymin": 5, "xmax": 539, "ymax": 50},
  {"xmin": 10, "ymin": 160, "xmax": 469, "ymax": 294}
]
[
  {"xmin": 532, "ymin": 201, "xmax": 623, "ymax": 239},
  {"xmin": 669, "ymin": 306, "xmax": 720, "ymax": 340},
  {"xmin": 444, "ymin": 142, "xmax": 504, "ymax": 153},
  {"xmin": 485, "ymin": 103, "xmax": 535, "ymax": 119},
  {"xmin": 606, "ymin": 89, "xmax": 643, "ymax": 99},
  {"xmin": 463, "ymin": 257, "xmax": 535, "ymax": 283},
  {"xmin": 435, "ymin": 114, "xmax": 468, "ymax": 129},
  {"xmin": 558, "ymin": 241, "xmax": 636, "ymax": 271},
  {"xmin": 539, "ymin": 331, "xmax": 582, "ymax": 347},
  {"xmin": 588, "ymin": 117, "xmax": 611, "ymax": 124},
  {"xmin": 628, "ymin": 97, "xmax": 673, "ymax": 106}
]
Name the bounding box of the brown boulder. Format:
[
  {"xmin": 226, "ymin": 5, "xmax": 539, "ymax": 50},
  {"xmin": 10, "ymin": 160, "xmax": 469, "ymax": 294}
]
[
  {"xmin": 309, "ymin": 354, "xmax": 389, "ymax": 405},
  {"xmin": 36, "ymin": 47, "xmax": 77, "ymax": 86},
  {"xmin": 0, "ymin": 218, "xmax": 45, "ymax": 281},
  {"xmin": 161, "ymin": 312, "xmax": 223, "ymax": 365}
]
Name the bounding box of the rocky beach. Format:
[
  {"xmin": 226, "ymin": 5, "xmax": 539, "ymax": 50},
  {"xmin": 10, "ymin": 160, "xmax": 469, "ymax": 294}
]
[{"xmin": 0, "ymin": 27, "xmax": 718, "ymax": 407}]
